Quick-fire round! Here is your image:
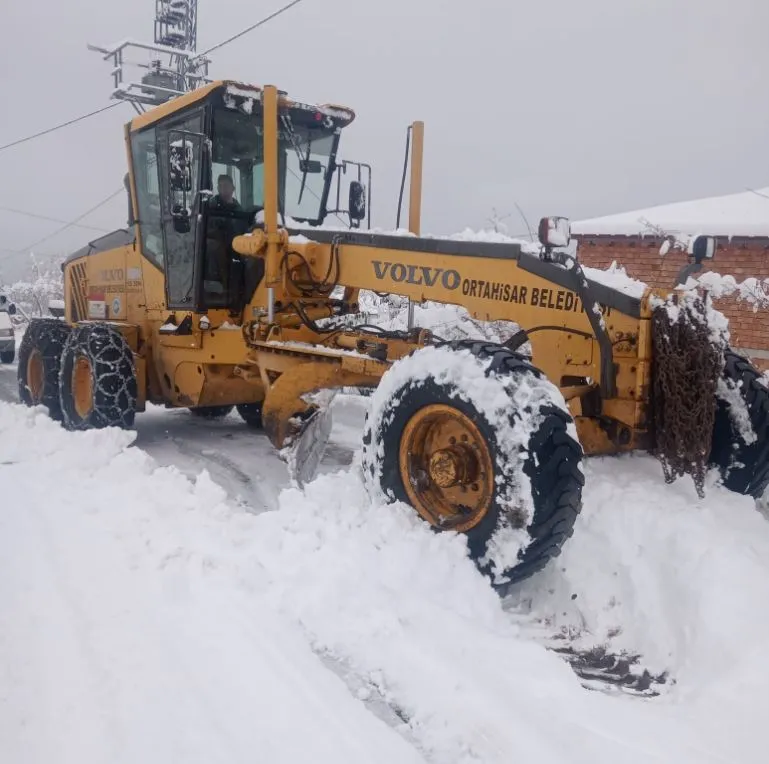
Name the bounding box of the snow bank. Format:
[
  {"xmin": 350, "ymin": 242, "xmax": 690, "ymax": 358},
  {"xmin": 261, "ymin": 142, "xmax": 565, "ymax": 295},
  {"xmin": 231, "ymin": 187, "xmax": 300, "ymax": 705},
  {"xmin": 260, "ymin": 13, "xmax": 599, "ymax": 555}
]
[
  {"xmin": 3, "ymin": 402, "xmax": 769, "ymax": 762},
  {"xmin": 253, "ymin": 470, "xmax": 720, "ymax": 764},
  {"xmin": 0, "ymin": 404, "xmax": 425, "ymax": 764},
  {"xmin": 517, "ymin": 455, "xmax": 769, "ymax": 760}
]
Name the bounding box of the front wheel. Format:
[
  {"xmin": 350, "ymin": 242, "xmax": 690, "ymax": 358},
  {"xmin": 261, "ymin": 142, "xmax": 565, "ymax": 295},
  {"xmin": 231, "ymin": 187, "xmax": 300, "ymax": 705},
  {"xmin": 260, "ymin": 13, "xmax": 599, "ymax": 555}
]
[
  {"xmin": 361, "ymin": 341, "xmax": 584, "ymax": 593},
  {"xmin": 709, "ymin": 348, "xmax": 769, "ymax": 498},
  {"xmin": 59, "ymin": 323, "xmax": 137, "ymax": 430}
]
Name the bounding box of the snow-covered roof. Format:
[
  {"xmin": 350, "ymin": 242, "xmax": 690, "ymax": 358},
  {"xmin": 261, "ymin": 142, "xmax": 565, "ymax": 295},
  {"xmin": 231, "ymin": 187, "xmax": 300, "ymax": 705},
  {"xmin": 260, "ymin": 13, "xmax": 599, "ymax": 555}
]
[{"xmin": 572, "ymin": 187, "xmax": 769, "ymax": 238}]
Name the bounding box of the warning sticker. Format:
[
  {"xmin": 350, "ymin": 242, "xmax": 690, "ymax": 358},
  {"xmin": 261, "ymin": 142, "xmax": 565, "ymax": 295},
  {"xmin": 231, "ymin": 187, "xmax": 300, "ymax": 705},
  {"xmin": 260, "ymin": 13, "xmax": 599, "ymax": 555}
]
[
  {"xmin": 88, "ymin": 287, "xmax": 106, "ymax": 319},
  {"xmin": 88, "ymin": 300, "xmax": 106, "ymax": 319}
]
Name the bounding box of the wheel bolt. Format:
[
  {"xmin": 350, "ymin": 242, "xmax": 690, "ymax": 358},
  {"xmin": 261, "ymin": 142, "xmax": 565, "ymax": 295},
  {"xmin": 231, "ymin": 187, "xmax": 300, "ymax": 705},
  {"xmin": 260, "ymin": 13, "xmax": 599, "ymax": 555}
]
[
  {"xmin": 449, "ymin": 436, "xmax": 456, "ymax": 445},
  {"xmin": 471, "ymin": 483, "xmax": 479, "ymax": 492}
]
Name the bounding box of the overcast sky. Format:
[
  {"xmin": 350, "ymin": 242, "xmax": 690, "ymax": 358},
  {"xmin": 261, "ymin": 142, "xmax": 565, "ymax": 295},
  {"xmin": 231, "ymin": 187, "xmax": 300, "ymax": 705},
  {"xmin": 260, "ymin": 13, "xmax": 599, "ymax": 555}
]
[{"xmin": 0, "ymin": 0, "xmax": 767, "ymax": 280}]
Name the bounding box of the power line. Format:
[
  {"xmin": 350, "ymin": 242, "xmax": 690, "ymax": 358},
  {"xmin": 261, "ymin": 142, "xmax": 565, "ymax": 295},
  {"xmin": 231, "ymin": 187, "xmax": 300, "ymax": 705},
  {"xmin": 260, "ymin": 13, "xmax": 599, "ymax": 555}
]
[
  {"xmin": 0, "ymin": 102, "xmax": 123, "ymax": 153},
  {"xmin": 197, "ymin": 0, "xmax": 304, "ymax": 58},
  {"xmin": 0, "ymin": 206, "xmax": 112, "ymax": 233},
  {"xmin": 11, "ymin": 187, "xmax": 124, "ymax": 255}
]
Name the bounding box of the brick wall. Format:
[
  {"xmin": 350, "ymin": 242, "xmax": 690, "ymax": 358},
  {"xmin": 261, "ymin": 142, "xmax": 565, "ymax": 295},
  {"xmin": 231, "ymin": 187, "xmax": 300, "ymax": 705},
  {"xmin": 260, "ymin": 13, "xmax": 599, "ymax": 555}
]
[{"xmin": 574, "ymin": 234, "xmax": 769, "ymax": 371}]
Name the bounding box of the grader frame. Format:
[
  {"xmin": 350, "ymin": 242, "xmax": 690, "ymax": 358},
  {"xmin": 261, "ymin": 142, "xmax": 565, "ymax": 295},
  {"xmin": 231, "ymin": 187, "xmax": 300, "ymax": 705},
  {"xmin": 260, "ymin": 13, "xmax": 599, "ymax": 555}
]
[
  {"xmin": 23, "ymin": 77, "xmax": 755, "ymax": 590},
  {"xmin": 67, "ymin": 82, "xmax": 658, "ymax": 455},
  {"xmin": 223, "ymin": 83, "xmax": 653, "ymax": 461}
]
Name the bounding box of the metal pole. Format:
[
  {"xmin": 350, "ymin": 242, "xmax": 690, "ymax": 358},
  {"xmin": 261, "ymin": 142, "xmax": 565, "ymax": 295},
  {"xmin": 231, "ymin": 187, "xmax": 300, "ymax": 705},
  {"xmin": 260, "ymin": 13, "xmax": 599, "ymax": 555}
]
[{"xmin": 407, "ymin": 120, "xmax": 424, "ymax": 330}]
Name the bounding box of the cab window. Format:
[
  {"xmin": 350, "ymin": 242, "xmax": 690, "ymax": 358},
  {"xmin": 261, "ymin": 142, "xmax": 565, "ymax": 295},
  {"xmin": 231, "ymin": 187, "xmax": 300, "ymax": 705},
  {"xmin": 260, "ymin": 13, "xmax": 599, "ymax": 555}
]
[{"xmin": 130, "ymin": 127, "xmax": 163, "ymax": 267}]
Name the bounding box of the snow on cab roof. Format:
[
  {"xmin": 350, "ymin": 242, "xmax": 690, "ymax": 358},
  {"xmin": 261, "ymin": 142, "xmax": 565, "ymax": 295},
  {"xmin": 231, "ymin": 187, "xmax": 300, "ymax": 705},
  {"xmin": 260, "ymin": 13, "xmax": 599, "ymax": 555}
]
[{"xmin": 572, "ymin": 186, "xmax": 769, "ymax": 238}]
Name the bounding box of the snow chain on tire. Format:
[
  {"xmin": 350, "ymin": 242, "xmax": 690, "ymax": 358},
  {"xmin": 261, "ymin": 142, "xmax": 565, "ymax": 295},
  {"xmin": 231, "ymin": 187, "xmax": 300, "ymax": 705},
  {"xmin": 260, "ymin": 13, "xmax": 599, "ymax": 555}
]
[
  {"xmin": 59, "ymin": 323, "xmax": 138, "ymax": 430},
  {"xmin": 17, "ymin": 318, "xmax": 71, "ymax": 420},
  {"xmin": 651, "ymin": 293, "xmax": 727, "ymax": 498}
]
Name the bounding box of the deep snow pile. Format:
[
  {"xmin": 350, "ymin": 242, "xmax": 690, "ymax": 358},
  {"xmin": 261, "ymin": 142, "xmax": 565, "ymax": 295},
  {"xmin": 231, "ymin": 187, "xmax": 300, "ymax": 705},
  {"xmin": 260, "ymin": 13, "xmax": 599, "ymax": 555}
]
[
  {"xmin": 0, "ymin": 404, "xmax": 425, "ymax": 764},
  {"xmin": 2, "ymin": 401, "xmax": 769, "ymax": 762}
]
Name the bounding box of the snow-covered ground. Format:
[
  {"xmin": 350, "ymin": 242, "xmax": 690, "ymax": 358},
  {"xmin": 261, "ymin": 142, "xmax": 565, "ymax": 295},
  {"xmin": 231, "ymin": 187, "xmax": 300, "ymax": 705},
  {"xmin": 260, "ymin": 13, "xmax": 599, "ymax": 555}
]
[
  {"xmin": 2, "ymin": 282, "xmax": 769, "ymax": 762},
  {"xmin": 2, "ymin": 365, "xmax": 769, "ymax": 761}
]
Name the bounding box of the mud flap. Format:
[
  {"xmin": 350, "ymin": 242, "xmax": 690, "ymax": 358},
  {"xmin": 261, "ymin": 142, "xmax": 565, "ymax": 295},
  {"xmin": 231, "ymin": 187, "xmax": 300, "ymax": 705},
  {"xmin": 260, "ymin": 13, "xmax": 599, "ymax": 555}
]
[{"xmin": 281, "ymin": 390, "xmax": 336, "ymax": 487}]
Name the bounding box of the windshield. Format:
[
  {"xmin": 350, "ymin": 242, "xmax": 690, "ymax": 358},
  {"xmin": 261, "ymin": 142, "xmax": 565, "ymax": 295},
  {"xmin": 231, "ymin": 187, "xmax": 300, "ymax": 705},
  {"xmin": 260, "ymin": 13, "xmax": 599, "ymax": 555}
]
[{"xmin": 210, "ymin": 105, "xmax": 338, "ymax": 224}]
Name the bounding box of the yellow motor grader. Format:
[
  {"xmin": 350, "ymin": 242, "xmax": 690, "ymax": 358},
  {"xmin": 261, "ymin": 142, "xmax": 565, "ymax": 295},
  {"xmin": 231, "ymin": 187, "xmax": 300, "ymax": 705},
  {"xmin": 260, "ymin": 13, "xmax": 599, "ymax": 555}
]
[{"xmin": 17, "ymin": 80, "xmax": 769, "ymax": 592}]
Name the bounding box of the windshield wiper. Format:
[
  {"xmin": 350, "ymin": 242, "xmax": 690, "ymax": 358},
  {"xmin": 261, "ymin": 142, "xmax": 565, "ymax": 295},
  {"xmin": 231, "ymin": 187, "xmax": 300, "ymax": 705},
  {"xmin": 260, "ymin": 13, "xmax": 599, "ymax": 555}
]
[
  {"xmin": 298, "ymin": 136, "xmax": 313, "ymax": 205},
  {"xmin": 280, "ymin": 113, "xmax": 312, "ymax": 206}
]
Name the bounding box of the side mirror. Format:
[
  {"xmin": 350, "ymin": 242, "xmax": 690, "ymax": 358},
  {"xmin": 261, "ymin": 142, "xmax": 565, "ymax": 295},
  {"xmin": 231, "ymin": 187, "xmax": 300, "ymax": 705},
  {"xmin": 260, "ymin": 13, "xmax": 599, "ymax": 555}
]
[
  {"xmin": 299, "ymin": 159, "xmax": 323, "ymax": 174},
  {"xmin": 349, "ymin": 180, "xmax": 366, "ymax": 223},
  {"xmin": 689, "ymin": 234, "xmax": 716, "ymax": 264},
  {"xmin": 7, "ymin": 303, "xmax": 16, "ymax": 316},
  {"xmin": 171, "ymin": 204, "xmax": 191, "ymax": 234},
  {"xmin": 169, "ymin": 138, "xmax": 193, "ymax": 192},
  {"xmin": 538, "ymin": 216, "xmax": 571, "ymax": 248}
]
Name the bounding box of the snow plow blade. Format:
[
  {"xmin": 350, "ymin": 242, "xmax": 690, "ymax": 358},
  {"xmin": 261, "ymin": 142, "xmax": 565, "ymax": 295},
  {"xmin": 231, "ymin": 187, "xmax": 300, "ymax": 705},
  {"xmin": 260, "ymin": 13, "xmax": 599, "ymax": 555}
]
[{"xmin": 278, "ymin": 398, "xmax": 335, "ymax": 488}]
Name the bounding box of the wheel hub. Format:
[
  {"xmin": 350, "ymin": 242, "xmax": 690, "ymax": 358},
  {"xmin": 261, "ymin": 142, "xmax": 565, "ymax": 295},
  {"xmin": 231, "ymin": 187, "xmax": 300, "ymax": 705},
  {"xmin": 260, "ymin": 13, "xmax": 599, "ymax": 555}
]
[
  {"xmin": 72, "ymin": 356, "xmax": 94, "ymax": 419},
  {"xmin": 399, "ymin": 404, "xmax": 494, "ymax": 533},
  {"xmin": 428, "ymin": 445, "xmax": 476, "ymax": 488},
  {"xmin": 26, "ymin": 349, "xmax": 44, "ymax": 402}
]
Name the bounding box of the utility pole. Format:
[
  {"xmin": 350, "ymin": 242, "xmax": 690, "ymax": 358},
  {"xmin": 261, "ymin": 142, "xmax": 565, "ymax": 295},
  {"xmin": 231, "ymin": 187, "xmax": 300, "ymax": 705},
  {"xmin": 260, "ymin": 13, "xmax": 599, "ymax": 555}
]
[{"xmin": 88, "ymin": 0, "xmax": 210, "ymax": 112}]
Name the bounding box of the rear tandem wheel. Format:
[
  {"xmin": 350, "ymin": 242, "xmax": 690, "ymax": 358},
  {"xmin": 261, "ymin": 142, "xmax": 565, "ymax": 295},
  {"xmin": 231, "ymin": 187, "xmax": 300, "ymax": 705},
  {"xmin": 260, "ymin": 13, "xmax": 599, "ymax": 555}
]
[
  {"xmin": 58, "ymin": 323, "xmax": 138, "ymax": 431},
  {"xmin": 17, "ymin": 318, "xmax": 71, "ymax": 421}
]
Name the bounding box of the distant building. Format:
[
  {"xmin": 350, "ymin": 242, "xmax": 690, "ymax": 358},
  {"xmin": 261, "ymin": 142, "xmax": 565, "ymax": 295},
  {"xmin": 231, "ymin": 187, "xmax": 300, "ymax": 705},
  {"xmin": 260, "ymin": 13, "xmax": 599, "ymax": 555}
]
[{"xmin": 572, "ymin": 187, "xmax": 769, "ymax": 371}]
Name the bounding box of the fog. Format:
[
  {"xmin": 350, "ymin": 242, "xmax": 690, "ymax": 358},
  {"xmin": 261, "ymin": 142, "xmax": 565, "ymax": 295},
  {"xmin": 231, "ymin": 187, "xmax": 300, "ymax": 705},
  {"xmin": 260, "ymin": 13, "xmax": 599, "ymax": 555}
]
[{"xmin": 1, "ymin": 0, "xmax": 767, "ymax": 280}]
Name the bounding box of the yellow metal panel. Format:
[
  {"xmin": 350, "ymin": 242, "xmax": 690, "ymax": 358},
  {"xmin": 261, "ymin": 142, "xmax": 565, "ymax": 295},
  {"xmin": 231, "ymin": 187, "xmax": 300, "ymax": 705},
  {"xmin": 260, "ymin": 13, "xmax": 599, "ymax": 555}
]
[
  {"xmin": 263, "ymin": 84, "xmax": 280, "ymax": 286},
  {"xmin": 409, "ymin": 122, "xmax": 424, "ymax": 235},
  {"xmin": 128, "ymin": 81, "xmax": 224, "ymax": 132}
]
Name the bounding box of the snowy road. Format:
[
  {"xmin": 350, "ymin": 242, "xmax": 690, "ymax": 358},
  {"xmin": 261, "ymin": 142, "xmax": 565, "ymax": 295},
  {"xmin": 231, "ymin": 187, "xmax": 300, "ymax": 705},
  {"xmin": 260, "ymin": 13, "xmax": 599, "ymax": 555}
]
[
  {"xmin": 3, "ymin": 355, "xmax": 769, "ymax": 762},
  {"xmin": 0, "ymin": 359, "xmax": 364, "ymax": 513},
  {"xmin": 0, "ymin": 358, "xmax": 18, "ymax": 404}
]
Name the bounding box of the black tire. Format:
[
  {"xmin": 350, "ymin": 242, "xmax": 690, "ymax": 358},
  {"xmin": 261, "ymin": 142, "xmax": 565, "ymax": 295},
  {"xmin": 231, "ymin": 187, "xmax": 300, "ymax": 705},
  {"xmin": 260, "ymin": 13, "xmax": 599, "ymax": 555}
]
[
  {"xmin": 17, "ymin": 318, "xmax": 71, "ymax": 420},
  {"xmin": 59, "ymin": 323, "xmax": 137, "ymax": 430},
  {"xmin": 1, "ymin": 349, "xmax": 14, "ymax": 364},
  {"xmin": 237, "ymin": 402, "xmax": 263, "ymax": 428},
  {"xmin": 189, "ymin": 405, "xmax": 234, "ymax": 419},
  {"xmin": 361, "ymin": 340, "xmax": 584, "ymax": 594},
  {"xmin": 709, "ymin": 348, "xmax": 769, "ymax": 498}
]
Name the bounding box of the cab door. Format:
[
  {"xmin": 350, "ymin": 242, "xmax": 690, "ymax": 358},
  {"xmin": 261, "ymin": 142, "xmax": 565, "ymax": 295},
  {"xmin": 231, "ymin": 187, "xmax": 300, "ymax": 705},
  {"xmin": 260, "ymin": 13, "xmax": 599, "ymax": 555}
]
[{"xmin": 156, "ymin": 108, "xmax": 207, "ymax": 311}]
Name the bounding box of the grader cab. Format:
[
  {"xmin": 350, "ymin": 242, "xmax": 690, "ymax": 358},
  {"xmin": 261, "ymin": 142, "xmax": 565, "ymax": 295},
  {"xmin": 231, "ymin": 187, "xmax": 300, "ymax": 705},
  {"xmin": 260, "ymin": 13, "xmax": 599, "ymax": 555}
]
[{"xmin": 17, "ymin": 80, "xmax": 769, "ymax": 593}]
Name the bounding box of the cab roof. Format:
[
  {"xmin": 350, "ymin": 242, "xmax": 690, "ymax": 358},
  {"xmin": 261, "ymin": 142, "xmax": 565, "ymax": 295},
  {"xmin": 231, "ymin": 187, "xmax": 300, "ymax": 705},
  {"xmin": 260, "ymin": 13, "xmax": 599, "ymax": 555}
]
[{"xmin": 128, "ymin": 80, "xmax": 356, "ymax": 133}]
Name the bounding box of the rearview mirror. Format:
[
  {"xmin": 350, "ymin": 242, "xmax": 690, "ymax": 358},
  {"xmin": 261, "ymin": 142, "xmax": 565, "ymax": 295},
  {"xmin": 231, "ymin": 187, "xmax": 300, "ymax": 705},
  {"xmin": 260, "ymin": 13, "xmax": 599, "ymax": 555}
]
[
  {"xmin": 299, "ymin": 159, "xmax": 323, "ymax": 174},
  {"xmin": 538, "ymin": 216, "xmax": 571, "ymax": 248},
  {"xmin": 169, "ymin": 137, "xmax": 193, "ymax": 192},
  {"xmin": 349, "ymin": 181, "xmax": 366, "ymax": 223},
  {"xmin": 689, "ymin": 234, "xmax": 716, "ymax": 263}
]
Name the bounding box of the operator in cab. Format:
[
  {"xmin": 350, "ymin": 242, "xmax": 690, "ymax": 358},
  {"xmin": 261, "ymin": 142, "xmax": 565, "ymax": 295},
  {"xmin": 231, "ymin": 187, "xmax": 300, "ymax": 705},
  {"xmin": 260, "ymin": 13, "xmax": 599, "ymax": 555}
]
[
  {"xmin": 209, "ymin": 174, "xmax": 241, "ymax": 212},
  {"xmin": 205, "ymin": 174, "xmax": 244, "ymax": 297}
]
